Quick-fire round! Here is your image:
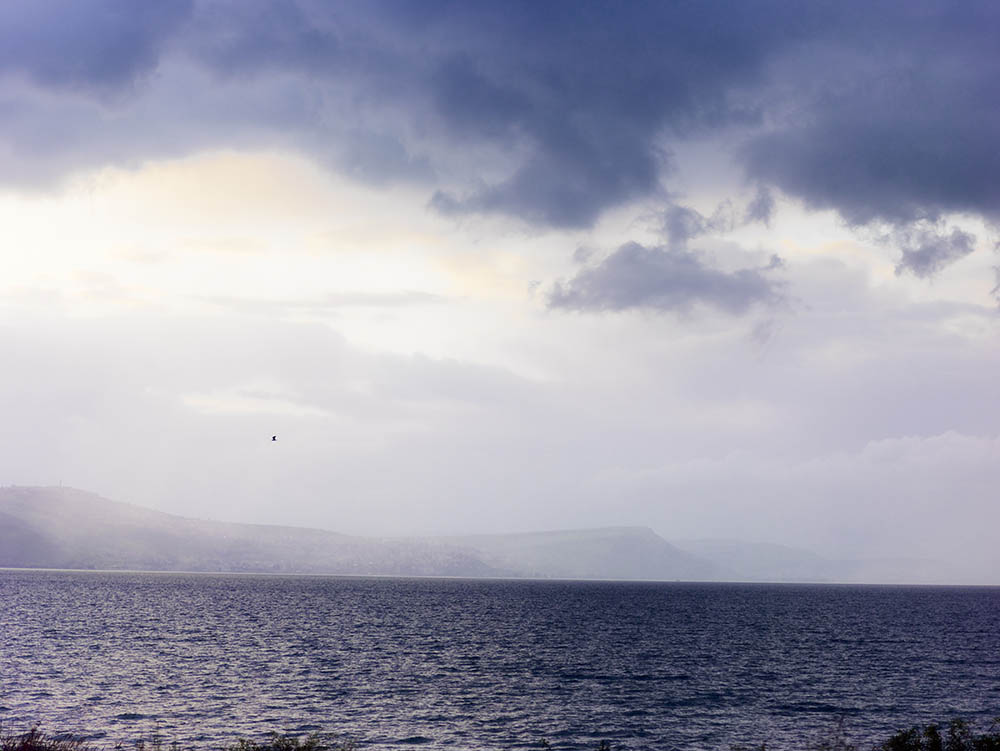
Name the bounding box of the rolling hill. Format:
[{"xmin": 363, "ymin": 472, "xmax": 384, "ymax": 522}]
[{"xmin": 0, "ymin": 486, "xmax": 715, "ymax": 580}]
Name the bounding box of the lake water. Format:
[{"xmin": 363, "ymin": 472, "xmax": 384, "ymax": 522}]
[{"xmin": 1, "ymin": 570, "xmax": 999, "ymax": 750}]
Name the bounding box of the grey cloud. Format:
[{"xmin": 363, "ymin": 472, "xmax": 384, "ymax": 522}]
[
  {"xmin": 0, "ymin": 0, "xmax": 193, "ymax": 92},
  {"xmin": 750, "ymin": 317, "xmax": 780, "ymax": 346},
  {"xmin": 743, "ymin": 101, "xmax": 1000, "ymax": 228},
  {"xmin": 2, "ymin": 0, "xmax": 999, "ymax": 239},
  {"xmin": 185, "ymin": 0, "xmax": 341, "ymax": 76},
  {"xmin": 894, "ymin": 226, "xmax": 977, "ymax": 278},
  {"xmin": 661, "ymin": 202, "xmax": 736, "ymax": 249},
  {"xmin": 0, "ymin": 1, "xmax": 801, "ymax": 224},
  {"xmin": 334, "ymin": 128, "xmax": 434, "ymax": 184},
  {"xmin": 431, "ymin": 143, "xmax": 664, "ymax": 229},
  {"xmin": 416, "ymin": 1, "xmax": 784, "ymax": 227},
  {"xmin": 548, "ymin": 242, "xmax": 784, "ymax": 315},
  {"xmin": 744, "ymin": 186, "xmax": 775, "ymax": 226},
  {"xmin": 427, "ymin": 53, "xmax": 531, "ymax": 143},
  {"xmin": 394, "ymin": 1, "xmax": 1000, "ymax": 232},
  {"xmin": 662, "ymin": 206, "xmax": 710, "ymax": 249},
  {"xmin": 741, "ymin": 4, "xmax": 1000, "ymax": 228},
  {"xmin": 0, "ymin": 62, "xmax": 327, "ymax": 188}
]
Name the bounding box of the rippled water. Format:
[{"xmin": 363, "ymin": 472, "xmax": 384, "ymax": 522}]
[{"xmin": 2, "ymin": 571, "xmax": 999, "ymax": 750}]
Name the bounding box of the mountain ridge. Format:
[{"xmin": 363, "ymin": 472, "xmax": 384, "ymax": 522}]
[
  {"xmin": 0, "ymin": 486, "xmax": 714, "ymax": 580},
  {"xmin": 0, "ymin": 486, "xmax": 953, "ymax": 583}
]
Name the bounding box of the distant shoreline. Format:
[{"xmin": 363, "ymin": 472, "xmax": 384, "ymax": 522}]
[
  {"xmin": 4, "ymin": 565, "xmax": 999, "ymax": 588},
  {"xmin": 5, "ymin": 486, "xmax": 986, "ymax": 585}
]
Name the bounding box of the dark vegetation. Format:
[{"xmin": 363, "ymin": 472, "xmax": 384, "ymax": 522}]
[
  {"xmin": 875, "ymin": 719, "xmax": 1000, "ymax": 751},
  {"xmin": 729, "ymin": 718, "xmax": 1000, "ymax": 751},
  {"xmin": 1, "ymin": 729, "xmax": 92, "ymax": 751},
  {"xmin": 4, "ymin": 719, "xmax": 1000, "ymax": 751},
  {"xmin": 0, "ymin": 731, "xmax": 354, "ymax": 751}
]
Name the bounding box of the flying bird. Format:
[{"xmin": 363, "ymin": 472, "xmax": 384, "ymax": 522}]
[{"xmin": 272, "ymin": 435, "xmax": 277, "ymax": 441}]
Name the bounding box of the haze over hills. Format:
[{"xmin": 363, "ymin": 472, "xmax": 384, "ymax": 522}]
[
  {"xmin": 0, "ymin": 486, "xmax": 709, "ymax": 580},
  {"xmin": 438, "ymin": 528, "xmax": 716, "ymax": 581},
  {"xmin": 0, "ymin": 486, "xmax": 953, "ymax": 583},
  {"xmin": 675, "ymin": 539, "xmax": 952, "ymax": 585},
  {"xmin": 0, "ymin": 486, "xmax": 500, "ymax": 577}
]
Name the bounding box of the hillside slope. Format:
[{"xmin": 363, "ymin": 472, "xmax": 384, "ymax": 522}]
[
  {"xmin": 0, "ymin": 486, "xmax": 499, "ymax": 576},
  {"xmin": 441, "ymin": 526, "xmax": 720, "ymax": 581},
  {"xmin": 0, "ymin": 486, "xmax": 717, "ymax": 581}
]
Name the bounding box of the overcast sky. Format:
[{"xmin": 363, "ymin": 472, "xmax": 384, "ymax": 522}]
[{"xmin": 2, "ymin": 1, "xmax": 999, "ymax": 577}]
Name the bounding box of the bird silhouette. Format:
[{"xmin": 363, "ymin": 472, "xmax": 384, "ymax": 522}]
[{"xmin": 272, "ymin": 435, "xmax": 277, "ymax": 441}]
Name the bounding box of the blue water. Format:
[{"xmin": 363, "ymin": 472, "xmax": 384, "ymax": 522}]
[{"xmin": 1, "ymin": 571, "xmax": 999, "ymax": 750}]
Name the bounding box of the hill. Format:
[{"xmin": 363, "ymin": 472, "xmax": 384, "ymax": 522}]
[
  {"xmin": 441, "ymin": 527, "xmax": 719, "ymax": 581},
  {"xmin": 0, "ymin": 486, "xmax": 714, "ymax": 580},
  {"xmin": 1, "ymin": 487, "xmax": 947, "ymax": 583},
  {"xmin": 0, "ymin": 486, "xmax": 498, "ymax": 577}
]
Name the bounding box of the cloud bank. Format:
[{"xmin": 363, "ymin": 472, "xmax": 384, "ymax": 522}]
[
  {"xmin": 894, "ymin": 226, "xmax": 978, "ymax": 278},
  {"xmin": 549, "ymin": 242, "xmax": 784, "ymax": 315},
  {"xmin": 0, "ymin": 1, "xmax": 996, "ymax": 249}
]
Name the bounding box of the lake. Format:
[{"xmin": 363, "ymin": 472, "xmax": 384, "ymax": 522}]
[{"xmin": 2, "ymin": 570, "xmax": 999, "ymax": 750}]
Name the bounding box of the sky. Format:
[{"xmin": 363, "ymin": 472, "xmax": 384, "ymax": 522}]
[{"xmin": 1, "ymin": 1, "xmax": 999, "ymax": 578}]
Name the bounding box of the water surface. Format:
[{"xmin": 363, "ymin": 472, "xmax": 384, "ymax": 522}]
[{"xmin": 2, "ymin": 571, "xmax": 998, "ymax": 750}]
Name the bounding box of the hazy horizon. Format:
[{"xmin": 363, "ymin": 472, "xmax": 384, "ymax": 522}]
[
  {"xmin": 2, "ymin": 485, "xmax": 982, "ymax": 585},
  {"xmin": 2, "ymin": 2, "xmax": 999, "ymax": 580}
]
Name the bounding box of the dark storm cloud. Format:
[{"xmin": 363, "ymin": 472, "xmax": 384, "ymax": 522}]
[
  {"xmin": 419, "ymin": 1, "xmax": 791, "ymax": 227},
  {"xmin": 743, "ymin": 89, "xmax": 1000, "ymax": 227},
  {"xmin": 548, "ymin": 242, "xmax": 783, "ymax": 315},
  {"xmin": 185, "ymin": 0, "xmax": 342, "ymax": 76},
  {"xmin": 2, "ymin": 1, "xmax": 1000, "ymax": 239},
  {"xmin": 0, "ymin": 0, "xmax": 815, "ymax": 222},
  {"xmin": 740, "ymin": 3, "xmax": 1000, "ymax": 228},
  {"xmin": 0, "ymin": 0, "xmax": 193, "ymax": 91},
  {"xmin": 894, "ymin": 226, "xmax": 977, "ymax": 278}
]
